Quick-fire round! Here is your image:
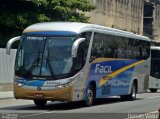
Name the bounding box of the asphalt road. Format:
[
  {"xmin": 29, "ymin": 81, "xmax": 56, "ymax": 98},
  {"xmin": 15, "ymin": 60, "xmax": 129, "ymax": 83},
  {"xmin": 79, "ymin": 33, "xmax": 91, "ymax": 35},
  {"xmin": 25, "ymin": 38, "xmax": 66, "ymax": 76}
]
[{"xmin": 0, "ymin": 91, "xmax": 160, "ymax": 119}]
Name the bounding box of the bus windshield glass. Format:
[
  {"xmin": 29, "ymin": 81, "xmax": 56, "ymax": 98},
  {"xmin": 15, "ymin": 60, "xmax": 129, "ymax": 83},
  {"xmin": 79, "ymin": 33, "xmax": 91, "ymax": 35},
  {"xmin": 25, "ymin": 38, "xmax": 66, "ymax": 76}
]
[
  {"xmin": 15, "ymin": 36, "xmax": 76, "ymax": 79},
  {"xmin": 151, "ymin": 49, "xmax": 160, "ymax": 78}
]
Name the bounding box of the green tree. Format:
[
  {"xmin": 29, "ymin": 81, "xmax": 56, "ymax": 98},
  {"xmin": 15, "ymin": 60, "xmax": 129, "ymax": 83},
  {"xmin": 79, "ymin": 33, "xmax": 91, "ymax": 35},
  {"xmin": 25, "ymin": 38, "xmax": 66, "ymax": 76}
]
[{"xmin": 0, "ymin": 0, "xmax": 95, "ymax": 48}]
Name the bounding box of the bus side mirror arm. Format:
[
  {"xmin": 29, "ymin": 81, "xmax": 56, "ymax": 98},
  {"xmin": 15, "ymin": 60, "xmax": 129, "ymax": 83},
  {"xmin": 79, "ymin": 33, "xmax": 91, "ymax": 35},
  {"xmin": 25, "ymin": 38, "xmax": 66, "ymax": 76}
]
[
  {"xmin": 72, "ymin": 38, "xmax": 85, "ymax": 57},
  {"xmin": 6, "ymin": 36, "xmax": 21, "ymax": 55}
]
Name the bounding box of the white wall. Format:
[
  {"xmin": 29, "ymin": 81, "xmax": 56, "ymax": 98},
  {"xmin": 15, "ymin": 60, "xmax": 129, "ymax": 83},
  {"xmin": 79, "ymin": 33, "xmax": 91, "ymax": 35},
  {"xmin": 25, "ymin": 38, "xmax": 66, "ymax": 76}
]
[{"xmin": 0, "ymin": 48, "xmax": 16, "ymax": 83}]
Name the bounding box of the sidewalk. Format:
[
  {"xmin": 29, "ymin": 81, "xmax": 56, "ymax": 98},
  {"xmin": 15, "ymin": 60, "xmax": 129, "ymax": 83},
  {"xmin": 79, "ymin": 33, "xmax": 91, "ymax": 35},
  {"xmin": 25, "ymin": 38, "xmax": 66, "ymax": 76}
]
[{"xmin": 0, "ymin": 91, "xmax": 14, "ymax": 100}]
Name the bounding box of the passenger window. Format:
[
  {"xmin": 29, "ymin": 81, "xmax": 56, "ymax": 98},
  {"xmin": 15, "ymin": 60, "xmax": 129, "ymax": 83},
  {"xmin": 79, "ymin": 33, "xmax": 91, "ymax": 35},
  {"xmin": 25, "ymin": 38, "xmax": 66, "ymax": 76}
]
[{"xmin": 90, "ymin": 33, "xmax": 150, "ymax": 60}]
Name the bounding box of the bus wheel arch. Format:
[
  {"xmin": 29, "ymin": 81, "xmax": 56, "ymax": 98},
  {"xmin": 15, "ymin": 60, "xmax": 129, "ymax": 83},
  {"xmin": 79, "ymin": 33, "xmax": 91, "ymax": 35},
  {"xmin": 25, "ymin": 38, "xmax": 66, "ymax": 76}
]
[{"xmin": 84, "ymin": 81, "xmax": 96, "ymax": 106}]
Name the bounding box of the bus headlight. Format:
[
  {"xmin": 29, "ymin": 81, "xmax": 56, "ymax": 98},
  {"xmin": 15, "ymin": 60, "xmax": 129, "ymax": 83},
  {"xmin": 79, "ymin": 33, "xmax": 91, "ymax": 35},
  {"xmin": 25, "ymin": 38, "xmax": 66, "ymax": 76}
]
[
  {"xmin": 15, "ymin": 81, "xmax": 24, "ymax": 87},
  {"xmin": 56, "ymin": 80, "xmax": 75, "ymax": 88},
  {"xmin": 17, "ymin": 83, "xmax": 23, "ymax": 86},
  {"xmin": 14, "ymin": 76, "xmax": 24, "ymax": 87}
]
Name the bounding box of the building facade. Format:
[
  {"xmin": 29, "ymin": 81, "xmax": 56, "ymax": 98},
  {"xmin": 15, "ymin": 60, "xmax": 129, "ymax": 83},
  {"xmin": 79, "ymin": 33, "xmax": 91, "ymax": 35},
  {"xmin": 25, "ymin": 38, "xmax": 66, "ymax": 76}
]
[
  {"xmin": 153, "ymin": 3, "xmax": 160, "ymax": 42},
  {"xmin": 86, "ymin": 0, "xmax": 144, "ymax": 35},
  {"xmin": 86, "ymin": 0, "xmax": 160, "ymax": 43}
]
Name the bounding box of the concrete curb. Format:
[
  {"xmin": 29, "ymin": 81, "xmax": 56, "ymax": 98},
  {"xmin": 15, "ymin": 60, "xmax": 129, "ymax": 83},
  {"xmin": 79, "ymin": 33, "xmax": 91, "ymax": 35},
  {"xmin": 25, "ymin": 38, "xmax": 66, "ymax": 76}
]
[{"xmin": 0, "ymin": 97, "xmax": 14, "ymax": 100}]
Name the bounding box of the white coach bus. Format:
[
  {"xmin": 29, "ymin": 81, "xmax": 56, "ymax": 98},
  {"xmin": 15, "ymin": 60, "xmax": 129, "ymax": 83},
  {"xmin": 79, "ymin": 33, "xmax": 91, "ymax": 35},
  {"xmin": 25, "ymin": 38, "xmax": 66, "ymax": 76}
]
[
  {"xmin": 149, "ymin": 46, "xmax": 160, "ymax": 92},
  {"xmin": 6, "ymin": 22, "xmax": 150, "ymax": 107}
]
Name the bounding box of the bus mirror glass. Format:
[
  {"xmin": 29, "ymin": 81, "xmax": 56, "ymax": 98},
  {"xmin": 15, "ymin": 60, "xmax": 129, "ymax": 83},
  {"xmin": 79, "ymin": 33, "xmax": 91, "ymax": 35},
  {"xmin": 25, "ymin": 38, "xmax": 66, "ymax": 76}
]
[
  {"xmin": 72, "ymin": 38, "xmax": 85, "ymax": 57},
  {"xmin": 6, "ymin": 36, "xmax": 21, "ymax": 55}
]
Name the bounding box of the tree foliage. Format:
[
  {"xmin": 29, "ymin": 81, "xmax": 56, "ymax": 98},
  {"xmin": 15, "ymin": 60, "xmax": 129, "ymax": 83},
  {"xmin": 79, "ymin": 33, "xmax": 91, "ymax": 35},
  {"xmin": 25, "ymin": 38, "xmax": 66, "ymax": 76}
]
[{"xmin": 0, "ymin": 0, "xmax": 95, "ymax": 48}]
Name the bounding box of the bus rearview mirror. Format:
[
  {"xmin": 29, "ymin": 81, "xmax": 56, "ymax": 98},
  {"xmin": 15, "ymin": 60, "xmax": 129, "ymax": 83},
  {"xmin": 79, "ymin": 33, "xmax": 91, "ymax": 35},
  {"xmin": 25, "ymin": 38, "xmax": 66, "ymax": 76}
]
[
  {"xmin": 6, "ymin": 36, "xmax": 21, "ymax": 55},
  {"xmin": 72, "ymin": 38, "xmax": 85, "ymax": 57}
]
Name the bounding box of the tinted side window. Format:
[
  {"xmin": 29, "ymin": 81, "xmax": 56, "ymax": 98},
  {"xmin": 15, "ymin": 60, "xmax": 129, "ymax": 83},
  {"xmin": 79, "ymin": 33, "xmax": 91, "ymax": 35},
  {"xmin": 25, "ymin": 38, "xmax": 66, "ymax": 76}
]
[
  {"xmin": 133, "ymin": 40, "xmax": 150, "ymax": 60},
  {"xmin": 91, "ymin": 33, "xmax": 120, "ymax": 59},
  {"xmin": 127, "ymin": 38, "xmax": 135, "ymax": 59},
  {"xmin": 145, "ymin": 41, "xmax": 150, "ymax": 59},
  {"xmin": 90, "ymin": 33, "xmax": 102, "ymax": 58},
  {"xmin": 90, "ymin": 33, "xmax": 150, "ymax": 60}
]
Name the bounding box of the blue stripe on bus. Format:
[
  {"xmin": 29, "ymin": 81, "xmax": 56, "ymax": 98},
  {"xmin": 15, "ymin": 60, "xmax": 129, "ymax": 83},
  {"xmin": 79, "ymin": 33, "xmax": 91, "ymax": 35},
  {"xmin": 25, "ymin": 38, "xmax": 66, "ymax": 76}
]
[
  {"xmin": 17, "ymin": 79, "xmax": 45, "ymax": 87},
  {"xmin": 23, "ymin": 31, "xmax": 77, "ymax": 36}
]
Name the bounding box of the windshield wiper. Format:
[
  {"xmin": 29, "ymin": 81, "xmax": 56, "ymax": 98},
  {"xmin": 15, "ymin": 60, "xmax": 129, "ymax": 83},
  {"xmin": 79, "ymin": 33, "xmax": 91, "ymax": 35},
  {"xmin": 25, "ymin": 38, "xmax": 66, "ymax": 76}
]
[
  {"xmin": 21, "ymin": 50, "xmax": 41, "ymax": 78},
  {"xmin": 29, "ymin": 50, "xmax": 41, "ymax": 71},
  {"xmin": 46, "ymin": 51, "xmax": 56, "ymax": 80}
]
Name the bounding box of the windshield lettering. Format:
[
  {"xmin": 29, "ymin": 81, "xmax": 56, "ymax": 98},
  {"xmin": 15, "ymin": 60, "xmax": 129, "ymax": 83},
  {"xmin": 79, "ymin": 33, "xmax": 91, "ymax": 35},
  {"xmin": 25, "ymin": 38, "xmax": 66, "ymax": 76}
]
[{"xmin": 27, "ymin": 37, "xmax": 46, "ymax": 40}]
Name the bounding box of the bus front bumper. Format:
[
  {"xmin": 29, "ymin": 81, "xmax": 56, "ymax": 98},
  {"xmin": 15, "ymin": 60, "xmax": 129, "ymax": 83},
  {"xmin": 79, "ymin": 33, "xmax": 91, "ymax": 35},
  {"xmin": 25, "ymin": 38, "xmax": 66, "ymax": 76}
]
[{"xmin": 14, "ymin": 84, "xmax": 73, "ymax": 101}]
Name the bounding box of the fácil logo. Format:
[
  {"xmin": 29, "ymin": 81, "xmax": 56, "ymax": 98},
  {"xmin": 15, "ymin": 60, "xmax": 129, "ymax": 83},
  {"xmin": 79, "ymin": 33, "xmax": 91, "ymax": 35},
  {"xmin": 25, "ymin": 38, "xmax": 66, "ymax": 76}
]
[{"xmin": 95, "ymin": 64, "xmax": 112, "ymax": 74}]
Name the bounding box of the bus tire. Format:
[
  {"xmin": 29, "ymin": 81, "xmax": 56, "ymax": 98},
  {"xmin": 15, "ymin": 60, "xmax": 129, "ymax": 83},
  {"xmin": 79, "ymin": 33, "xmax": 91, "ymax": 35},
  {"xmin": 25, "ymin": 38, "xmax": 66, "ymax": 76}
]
[
  {"xmin": 84, "ymin": 85, "xmax": 95, "ymax": 107},
  {"xmin": 34, "ymin": 100, "xmax": 47, "ymax": 107},
  {"xmin": 127, "ymin": 82, "xmax": 137, "ymax": 100},
  {"xmin": 121, "ymin": 82, "xmax": 137, "ymax": 101},
  {"xmin": 149, "ymin": 88, "xmax": 158, "ymax": 93}
]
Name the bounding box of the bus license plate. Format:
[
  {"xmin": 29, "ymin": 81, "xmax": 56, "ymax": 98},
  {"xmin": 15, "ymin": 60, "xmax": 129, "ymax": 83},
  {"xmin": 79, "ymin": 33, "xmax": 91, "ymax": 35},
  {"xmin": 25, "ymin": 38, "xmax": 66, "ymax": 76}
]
[{"xmin": 34, "ymin": 93, "xmax": 44, "ymax": 98}]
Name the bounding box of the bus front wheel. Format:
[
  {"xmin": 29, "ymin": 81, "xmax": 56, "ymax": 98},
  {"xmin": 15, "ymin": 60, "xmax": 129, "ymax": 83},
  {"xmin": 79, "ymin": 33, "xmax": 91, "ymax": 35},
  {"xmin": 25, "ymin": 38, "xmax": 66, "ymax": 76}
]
[
  {"xmin": 85, "ymin": 85, "xmax": 95, "ymax": 106},
  {"xmin": 34, "ymin": 100, "xmax": 47, "ymax": 107},
  {"xmin": 149, "ymin": 88, "xmax": 158, "ymax": 93}
]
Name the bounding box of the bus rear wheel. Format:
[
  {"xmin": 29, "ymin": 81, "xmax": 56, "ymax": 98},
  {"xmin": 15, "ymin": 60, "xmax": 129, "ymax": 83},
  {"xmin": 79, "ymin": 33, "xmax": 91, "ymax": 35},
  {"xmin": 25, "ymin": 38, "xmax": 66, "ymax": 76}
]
[
  {"xmin": 121, "ymin": 82, "xmax": 137, "ymax": 101},
  {"xmin": 34, "ymin": 100, "xmax": 47, "ymax": 107},
  {"xmin": 149, "ymin": 88, "xmax": 158, "ymax": 93},
  {"xmin": 128, "ymin": 82, "xmax": 137, "ymax": 100}
]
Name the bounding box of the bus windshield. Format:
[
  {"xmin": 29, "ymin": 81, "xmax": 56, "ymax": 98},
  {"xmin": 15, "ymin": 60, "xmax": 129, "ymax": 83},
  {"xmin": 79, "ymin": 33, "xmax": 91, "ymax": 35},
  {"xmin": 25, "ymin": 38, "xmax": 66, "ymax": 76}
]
[
  {"xmin": 151, "ymin": 50, "xmax": 160, "ymax": 78},
  {"xmin": 15, "ymin": 36, "xmax": 76, "ymax": 79}
]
